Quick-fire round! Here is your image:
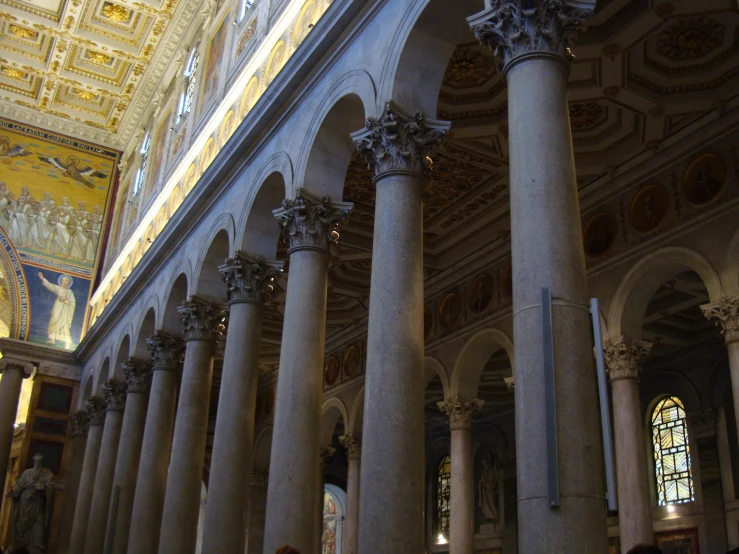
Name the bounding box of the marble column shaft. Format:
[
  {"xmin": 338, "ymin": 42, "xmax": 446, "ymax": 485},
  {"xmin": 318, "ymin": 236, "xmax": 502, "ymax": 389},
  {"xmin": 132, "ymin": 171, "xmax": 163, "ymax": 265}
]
[
  {"xmin": 247, "ymin": 470, "xmax": 269, "ymax": 554},
  {"xmin": 0, "ymin": 360, "xmax": 31, "ymax": 496},
  {"xmin": 201, "ymin": 255, "xmax": 281, "ymax": 554},
  {"xmin": 339, "ymin": 435, "xmax": 361, "ymax": 554},
  {"xmin": 352, "ymin": 103, "xmax": 447, "ymax": 554},
  {"xmin": 262, "ymin": 190, "xmax": 351, "ymax": 554},
  {"xmin": 84, "ymin": 379, "xmax": 127, "ymax": 554},
  {"xmin": 56, "ymin": 410, "xmax": 90, "ymax": 554},
  {"xmin": 438, "ymin": 397, "xmax": 484, "ymax": 554},
  {"xmin": 470, "ymin": 2, "xmax": 607, "ymax": 550},
  {"xmin": 126, "ymin": 333, "xmax": 184, "ymax": 554},
  {"xmin": 69, "ymin": 396, "xmax": 106, "ymax": 554},
  {"xmin": 107, "ymin": 359, "xmax": 153, "ymax": 554},
  {"xmin": 604, "ymin": 339, "xmax": 654, "ymax": 551},
  {"xmin": 158, "ymin": 299, "xmax": 223, "ymax": 554},
  {"xmin": 703, "ymin": 296, "xmax": 739, "ymax": 434}
]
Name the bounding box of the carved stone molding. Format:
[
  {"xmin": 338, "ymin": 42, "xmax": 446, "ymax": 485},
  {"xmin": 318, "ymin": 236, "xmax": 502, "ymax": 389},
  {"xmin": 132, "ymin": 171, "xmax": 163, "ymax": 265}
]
[
  {"xmin": 319, "ymin": 446, "xmax": 336, "ymax": 469},
  {"xmin": 339, "ymin": 434, "xmax": 361, "ymax": 460},
  {"xmin": 251, "ymin": 469, "xmax": 269, "ymax": 486},
  {"xmin": 71, "ymin": 410, "xmax": 90, "ymax": 438},
  {"xmin": 122, "ymin": 358, "xmax": 153, "ymax": 394},
  {"xmin": 86, "ymin": 396, "xmax": 106, "ymax": 426},
  {"xmin": 147, "ymin": 331, "xmax": 185, "ymax": 372},
  {"xmin": 690, "ymin": 410, "xmax": 718, "ymax": 440},
  {"xmin": 273, "ymin": 189, "xmax": 352, "ymax": 254},
  {"xmin": 437, "ymin": 396, "xmax": 485, "ymax": 430},
  {"xmin": 219, "ymin": 253, "xmax": 283, "ymax": 305},
  {"xmin": 603, "ymin": 337, "xmax": 653, "ymax": 382},
  {"xmin": 702, "ymin": 296, "xmax": 739, "ymax": 345},
  {"xmin": 468, "ymin": 0, "xmax": 593, "ymax": 74},
  {"xmin": 102, "ymin": 379, "xmax": 128, "ymax": 412},
  {"xmin": 178, "ymin": 298, "xmax": 227, "ymax": 343},
  {"xmin": 352, "ymin": 102, "xmax": 449, "ymax": 176}
]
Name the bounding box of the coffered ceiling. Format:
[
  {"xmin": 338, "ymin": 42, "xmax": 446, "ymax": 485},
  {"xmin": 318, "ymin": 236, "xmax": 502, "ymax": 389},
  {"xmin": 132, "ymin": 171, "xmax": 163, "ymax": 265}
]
[{"xmin": 0, "ymin": 0, "xmax": 202, "ymax": 149}]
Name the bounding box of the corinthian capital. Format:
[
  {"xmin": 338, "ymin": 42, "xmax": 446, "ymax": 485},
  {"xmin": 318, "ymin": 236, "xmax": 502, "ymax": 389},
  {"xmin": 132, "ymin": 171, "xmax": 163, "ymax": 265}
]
[
  {"xmin": 319, "ymin": 446, "xmax": 336, "ymax": 468},
  {"xmin": 122, "ymin": 358, "xmax": 153, "ymax": 394},
  {"xmin": 86, "ymin": 396, "xmax": 106, "ymax": 426},
  {"xmin": 147, "ymin": 331, "xmax": 185, "ymax": 371},
  {"xmin": 603, "ymin": 337, "xmax": 653, "ymax": 382},
  {"xmin": 102, "ymin": 379, "xmax": 127, "ymax": 412},
  {"xmin": 178, "ymin": 298, "xmax": 227, "ymax": 343},
  {"xmin": 437, "ymin": 396, "xmax": 485, "ymax": 430},
  {"xmin": 339, "ymin": 434, "xmax": 361, "ymax": 460},
  {"xmin": 219, "ymin": 253, "xmax": 283, "ymax": 305},
  {"xmin": 468, "ymin": 0, "xmax": 593, "ymax": 74},
  {"xmin": 273, "ymin": 189, "xmax": 352, "ymax": 254},
  {"xmin": 702, "ymin": 296, "xmax": 739, "ymax": 345},
  {"xmin": 72, "ymin": 410, "xmax": 90, "ymax": 437},
  {"xmin": 352, "ymin": 102, "xmax": 448, "ymax": 176}
]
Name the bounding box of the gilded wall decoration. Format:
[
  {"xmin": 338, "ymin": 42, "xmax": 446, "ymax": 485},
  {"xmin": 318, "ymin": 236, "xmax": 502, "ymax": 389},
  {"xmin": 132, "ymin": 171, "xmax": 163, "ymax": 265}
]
[
  {"xmin": 657, "ymin": 17, "xmax": 724, "ymax": 61},
  {"xmin": 439, "ymin": 292, "xmax": 461, "ymax": 331},
  {"xmin": 265, "ymin": 40, "xmax": 285, "ymax": 86},
  {"xmin": 628, "ymin": 183, "xmax": 669, "ymax": 233},
  {"xmin": 199, "ymin": 13, "xmax": 229, "ymax": 116},
  {"xmin": 343, "ymin": 345, "xmax": 360, "ymax": 377},
  {"xmin": 469, "ymin": 274, "xmax": 493, "ymax": 313},
  {"xmin": 583, "ymin": 213, "xmax": 617, "ymax": 258},
  {"xmin": 569, "ymin": 102, "xmax": 607, "ymax": 133},
  {"xmin": 683, "ymin": 153, "xmax": 726, "ymax": 206},
  {"xmin": 236, "ymin": 17, "xmax": 257, "ymax": 57},
  {"xmin": 145, "ymin": 109, "xmax": 170, "ymax": 198},
  {"xmin": 324, "ymin": 356, "xmax": 339, "ymax": 386},
  {"xmin": 442, "ymin": 42, "xmax": 495, "ymax": 89},
  {"xmin": 240, "ymin": 75, "xmax": 259, "ymax": 119},
  {"xmin": 292, "ymin": 0, "xmax": 316, "ymax": 51}
]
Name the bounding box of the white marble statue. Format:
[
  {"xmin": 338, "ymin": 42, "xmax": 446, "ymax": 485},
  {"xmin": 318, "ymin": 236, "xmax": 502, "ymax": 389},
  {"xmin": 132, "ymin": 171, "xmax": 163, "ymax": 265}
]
[
  {"xmin": 7, "ymin": 453, "xmax": 55, "ymax": 551},
  {"xmin": 479, "ymin": 454, "xmax": 499, "ymax": 522}
]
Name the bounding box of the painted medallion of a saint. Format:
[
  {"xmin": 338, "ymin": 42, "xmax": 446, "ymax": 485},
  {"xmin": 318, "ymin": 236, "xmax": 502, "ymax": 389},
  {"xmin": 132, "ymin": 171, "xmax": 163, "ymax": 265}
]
[
  {"xmin": 469, "ymin": 274, "xmax": 494, "ymax": 313},
  {"xmin": 683, "ymin": 153, "xmax": 727, "ymax": 206},
  {"xmin": 324, "ymin": 356, "xmax": 340, "ymax": 386},
  {"xmin": 343, "ymin": 345, "xmax": 361, "ymax": 377},
  {"xmin": 629, "ymin": 184, "xmax": 669, "ymax": 233},
  {"xmin": 439, "ymin": 292, "xmax": 461, "ymax": 331},
  {"xmin": 583, "ymin": 213, "xmax": 618, "ymax": 258}
]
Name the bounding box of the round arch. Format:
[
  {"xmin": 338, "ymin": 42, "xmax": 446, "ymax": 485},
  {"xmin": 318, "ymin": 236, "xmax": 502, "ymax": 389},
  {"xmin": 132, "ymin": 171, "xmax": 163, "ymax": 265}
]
[
  {"xmin": 192, "ymin": 216, "xmax": 235, "ymax": 300},
  {"xmin": 721, "ymin": 224, "xmax": 739, "ymax": 296},
  {"xmin": 161, "ymin": 270, "xmax": 190, "ymax": 333},
  {"xmin": 450, "ymin": 328, "xmax": 515, "ymax": 399},
  {"xmin": 93, "ymin": 357, "xmax": 111, "ymax": 396},
  {"xmin": 425, "ymin": 356, "xmax": 450, "ymax": 396},
  {"xmin": 348, "ymin": 386, "xmax": 365, "ymax": 435},
  {"xmin": 111, "ymin": 333, "xmax": 131, "ymax": 381},
  {"xmin": 133, "ymin": 305, "xmax": 157, "ymax": 358},
  {"xmin": 320, "ymin": 397, "xmax": 349, "ymax": 446}
]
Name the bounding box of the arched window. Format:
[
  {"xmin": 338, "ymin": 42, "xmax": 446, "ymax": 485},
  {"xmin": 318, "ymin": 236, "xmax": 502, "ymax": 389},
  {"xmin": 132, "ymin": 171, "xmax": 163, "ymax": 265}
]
[
  {"xmin": 133, "ymin": 131, "xmax": 151, "ymax": 196},
  {"xmin": 178, "ymin": 47, "xmax": 199, "ymax": 123},
  {"xmin": 437, "ymin": 455, "xmax": 451, "ymax": 538},
  {"xmin": 652, "ymin": 396, "xmax": 694, "ymax": 505}
]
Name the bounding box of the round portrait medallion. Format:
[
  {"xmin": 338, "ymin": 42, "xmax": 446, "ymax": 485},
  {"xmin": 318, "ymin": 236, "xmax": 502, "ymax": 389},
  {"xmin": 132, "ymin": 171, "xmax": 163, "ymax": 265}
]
[
  {"xmin": 439, "ymin": 292, "xmax": 462, "ymax": 331},
  {"xmin": 629, "ymin": 183, "xmax": 670, "ymax": 233},
  {"xmin": 502, "ymin": 263, "xmax": 513, "ymax": 299},
  {"xmin": 264, "ymin": 388, "xmax": 275, "ymax": 416},
  {"xmin": 469, "ymin": 274, "xmax": 494, "ymax": 313},
  {"xmin": 343, "ymin": 345, "xmax": 361, "ymax": 377},
  {"xmin": 424, "ymin": 306, "xmax": 433, "ymax": 339},
  {"xmin": 324, "ymin": 356, "xmax": 340, "ymax": 386},
  {"xmin": 683, "ymin": 153, "xmax": 727, "ymax": 206},
  {"xmin": 583, "ymin": 213, "xmax": 618, "ymax": 258}
]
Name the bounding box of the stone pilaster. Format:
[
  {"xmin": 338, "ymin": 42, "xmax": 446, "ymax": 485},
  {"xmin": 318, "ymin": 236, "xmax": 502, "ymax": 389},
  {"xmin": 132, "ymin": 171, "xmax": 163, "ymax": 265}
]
[
  {"xmin": 178, "ymin": 297, "xmax": 227, "ymax": 343},
  {"xmin": 702, "ymin": 296, "xmax": 739, "ymax": 345},
  {"xmin": 603, "ymin": 338, "xmax": 653, "ymax": 382},
  {"xmin": 273, "ymin": 188, "xmax": 352, "ymax": 254},
  {"xmin": 339, "ymin": 434, "xmax": 361, "ymax": 461},
  {"xmin": 437, "ymin": 397, "xmax": 485, "ymax": 430},
  {"xmin": 146, "ymin": 331, "xmax": 185, "ymax": 371},
  {"xmin": 102, "ymin": 379, "xmax": 127, "ymax": 412},
  {"xmin": 122, "ymin": 358, "xmax": 153, "ymax": 393},
  {"xmin": 219, "ymin": 253, "xmax": 283, "ymax": 305}
]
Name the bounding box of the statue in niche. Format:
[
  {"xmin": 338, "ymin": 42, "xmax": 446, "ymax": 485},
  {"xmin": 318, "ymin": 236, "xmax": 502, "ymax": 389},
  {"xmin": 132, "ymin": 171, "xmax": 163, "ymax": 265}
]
[
  {"xmin": 7, "ymin": 453, "xmax": 55, "ymax": 551},
  {"xmin": 479, "ymin": 453, "xmax": 499, "ymax": 522}
]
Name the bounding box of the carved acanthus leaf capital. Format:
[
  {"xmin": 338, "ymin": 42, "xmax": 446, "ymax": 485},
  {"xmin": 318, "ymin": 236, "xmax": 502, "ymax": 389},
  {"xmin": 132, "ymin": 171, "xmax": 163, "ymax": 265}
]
[
  {"xmin": 273, "ymin": 189, "xmax": 352, "ymax": 254},
  {"xmin": 122, "ymin": 358, "xmax": 153, "ymax": 393},
  {"xmin": 702, "ymin": 296, "xmax": 739, "ymax": 345},
  {"xmin": 178, "ymin": 298, "xmax": 227, "ymax": 343},
  {"xmin": 251, "ymin": 469, "xmax": 269, "ymax": 486},
  {"xmin": 352, "ymin": 102, "xmax": 449, "ymax": 176},
  {"xmin": 437, "ymin": 396, "xmax": 485, "ymax": 430},
  {"xmin": 339, "ymin": 434, "xmax": 361, "ymax": 460},
  {"xmin": 468, "ymin": 0, "xmax": 593, "ymax": 74},
  {"xmin": 219, "ymin": 253, "xmax": 283, "ymax": 305},
  {"xmin": 603, "ymin": 337, "xmax": 653, "ymax": 382},
  {"xmin": 86, "ymin": 396, "xmax": 106, "ymax": 426},
  {"xmin": 319, "ymin": 446, "xmax": 336, "ymax": 468},
  {"xmin": 71, "ymin": 410, "xmax": 90, "ymax": 437},
  {"xmin": 146, "ymin": 331, "xmax": 185, "ymax": 371},
  {"xmin": 102, "ymin": 379, "xmax": 127, "ymax": 412}
]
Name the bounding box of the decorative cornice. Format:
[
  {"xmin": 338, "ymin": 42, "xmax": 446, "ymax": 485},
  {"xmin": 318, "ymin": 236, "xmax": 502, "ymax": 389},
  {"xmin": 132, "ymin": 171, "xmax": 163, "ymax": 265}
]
[
  {"xmin": 146, "ymin": 331, "xmax": 185, "ymax": 371},
  {"xmin": 352, "ymin": 101, "xmax": 448, "ymax": 176},
  {"xmin": 71, "ymin": 410, "xmax": 90, "ymax": 438},
  {"xmin": 702, "ymin": 296, "xmax": 739, "ymax": 345},
  {"xmin": 319, "ymin": 446, "xmax": 336, "ymax": 468},
  {"xmin": 102, "ymin": 379, "xmax": 127, "ymax": 412},
  {"xmin": 251, "ymin": 469, "xmax": 269, "ymax": 486},
  {"xmin": 86, "ymin": 396, "xmax": 106, "ymax": 426},
  {"xmin": 0, "ymin": 337, "xmax": 79, "ymax": 367},
  {"xmin": 437, "ymin": 396, "xmax": 485, "ymax": 430},
  {"xmin": 178, "ymin": 298, "xmax": 227, "ymax": 342},
  {"xmin": 603, "ymin": 337, "xmax": 653, "ymax": 382},
  {"xmin": 0, "ymin": 358, "xmax": 35, "ymax": 378},
  {"xmin": 218, "ymin": 253, "xmax": 283, "ymax": 305},
  {"xmin": 273, "ymin": 188, "xmax": 352, "ymax": 254},
  {"xmin": 339, "ymin": 433, "xmax": 361, "ymax": 460},
  {"xmin": 122, "ymin": 358, "xmax": 153, "ymax": 394},
  {"xmin": 468, "ymin": 0, "xmax": 593, "ymax": 75}
]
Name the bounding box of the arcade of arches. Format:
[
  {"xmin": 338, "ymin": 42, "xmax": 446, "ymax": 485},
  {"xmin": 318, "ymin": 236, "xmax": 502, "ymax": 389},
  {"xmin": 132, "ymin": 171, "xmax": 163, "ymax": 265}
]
[{"xmin": 0, "ymin": 0, "xmax": 739, "ymax": 553}]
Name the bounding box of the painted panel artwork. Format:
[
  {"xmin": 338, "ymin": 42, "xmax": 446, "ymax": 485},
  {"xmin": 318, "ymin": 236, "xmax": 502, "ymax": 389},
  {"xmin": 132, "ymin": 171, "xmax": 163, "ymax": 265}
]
[
  {"xmin": 0, "ymin": 117, "xmax": 118, "ymax": 350},
  {"xmin": 199, "ymin": 14, "xmax": 230, "ymax": 115}
]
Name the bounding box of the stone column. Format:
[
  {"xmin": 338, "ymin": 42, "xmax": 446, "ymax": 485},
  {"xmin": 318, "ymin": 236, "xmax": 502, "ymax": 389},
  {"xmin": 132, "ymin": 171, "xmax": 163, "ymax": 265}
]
[
  {"xmin": 247, "ymin": 469, "xmax": 269, "ymax": 554},
  {"xmin": 339, "ymin": 434, "xmax": 361, "ymax": 554},
  {"xmin": 438, "ymin": 397, "xmax": 484, "ymax": 554},
  {"xmin": 158, "ymin": 299, "xmax": 225, "ymax": 554},
  {"xmin": 469, "ymin": 2, "xmax": 607, "ymax": 550},
  {"xmin": 604, "ymin": 338, "xmax": 654, "ymax": 551},
  {"xmin": 201, "ymin": 255, "xmax": 281, "ymax": 554},
  {"xmin": 107, "ymin": 359, "xmax": 153, "ymax": 554},
  {"xmin": 84, "ymin": 379, "xmax": 127, "ymax": 554},
  {"xmin": 126, "ymin": 333, "xmax": 184, "ymax": 554},
  {"xmin": 703, "ymin": 296, "xmax": 739, "ymax": 433},
  {"xmin": 262, "ymin": 190, "xmax": 351, "ymax": 553},
  {"xmin": 69, "ymin": 396, "xmax": 106, "ymax": 554},
  {"xmin": 56, "ymin": 410, "xmax": 90, "ymax": 554},
  {"xmin": 0, "ymin": 359, "xmax": 32, "ymax": 495},
  {"xmin": 352, "ymin": 104, "xmax": 448, "ymax": 554}
]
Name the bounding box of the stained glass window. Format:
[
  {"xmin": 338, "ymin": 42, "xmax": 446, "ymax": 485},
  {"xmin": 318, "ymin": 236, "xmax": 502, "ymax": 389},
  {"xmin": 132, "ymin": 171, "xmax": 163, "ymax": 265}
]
[
  {"xmin": 322, "ymin": 490, "xmax": 339, "ymax": 554},
  {"xmin": 652, "ymin": 396, "xmax": 694, "ymax": 505},
  {"xmin": 437, "ymin": 455, "xmax": 451, "ymax": 536}
]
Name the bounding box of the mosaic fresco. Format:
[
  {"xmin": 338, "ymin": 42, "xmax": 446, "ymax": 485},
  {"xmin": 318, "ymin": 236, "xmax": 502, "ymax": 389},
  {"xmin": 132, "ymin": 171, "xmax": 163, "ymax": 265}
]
[{"xmin": 0, "ymin": 116, "xmax": 118, "ymax": 349}]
